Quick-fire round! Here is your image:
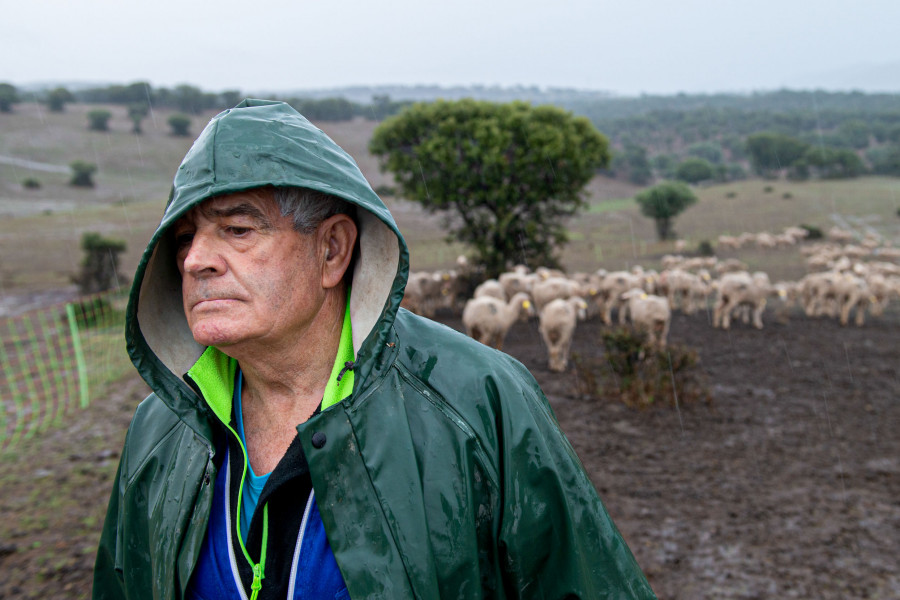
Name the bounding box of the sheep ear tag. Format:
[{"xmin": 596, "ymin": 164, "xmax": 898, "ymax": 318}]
[
  {"xmin": 640, "ymin": 293, "xmax": 648, "ymax": 300},
  {"xmin": 523, "ymin": 300, "xmax": 532, "ymax": 309}
]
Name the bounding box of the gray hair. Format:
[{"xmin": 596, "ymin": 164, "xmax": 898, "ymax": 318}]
[{"xmin": 272, "ymin": 186, "xmax": 356, "ymax": 234}]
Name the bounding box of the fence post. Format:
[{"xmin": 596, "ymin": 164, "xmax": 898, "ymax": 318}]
[{"xmin": 65, "ymin": 303, "xmax": 90, "ymax": 409}]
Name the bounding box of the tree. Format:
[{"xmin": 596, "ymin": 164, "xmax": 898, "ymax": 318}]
[
  {"xmin": 369, "ymin": 99, "xmax": 610, "ymax": 276},
  {"xmin": 804, "ymin": 146, "xmax": 865, "ymax": 179},
  {"xmin": 70, "ymin": 160, "xmax": 97, "ymax": 187},
  {"xmin": 611, "ymin": 143, "xmax": 652, "ymax": 184},
  {"xmin": 128, "ymin": 103, "xmax": 148, "ymax": 133},
  {"xmin": 686, "ymin": 141, "xmax": 724, "ymax": 164},
  {"xmin": 634, "ymin": 181, "xmax": 698, "ymax": 241},
  {"xmin": 674, "ymin": 157, "xmax": 715, "ymax": 184},
  {"xmin": 87, "ymin": 109, "xmax": 112, "ymax": 131},
  {"xmin": 167, "ymin": 113, "xmax": 191, "ymax": 136},
  {"xmin": 0, "ymin": 82, "xmax": 19, "ymax": 112},
  {"xmin": 74, "ymin": 232, "xmax": 126, "ymax": 294},
  {"xmin": 46, "ymin": 86, "xmax": 74, "ymax": 112},
  {"xmin": 745, "ymin": 132, "xmax": 809, "ymax": 177}
]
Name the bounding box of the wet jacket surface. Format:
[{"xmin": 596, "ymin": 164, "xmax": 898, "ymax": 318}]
[{"xmin": 92, "ymin": 99, "xmax": 656, "ymax": 599}]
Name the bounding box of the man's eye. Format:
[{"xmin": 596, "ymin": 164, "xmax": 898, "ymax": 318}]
[
  {"xmin": 227, "ymin": 226, "xmax": 251, "ymax": 237},
  {"xmin": 175, "ymin": 233, "xmax": 194, "ymax": 248}
]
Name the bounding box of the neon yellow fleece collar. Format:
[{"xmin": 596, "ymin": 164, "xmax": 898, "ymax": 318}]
[{"xmin": 187, "ymin": 299, "xmax": 355, "ymax": 423}]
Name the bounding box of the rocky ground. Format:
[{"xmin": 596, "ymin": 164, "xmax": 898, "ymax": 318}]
[{"xmin": 1, "ymin": 306, "xmax": 898, "ymax": 599}]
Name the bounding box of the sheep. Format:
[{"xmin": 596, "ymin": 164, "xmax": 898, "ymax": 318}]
[
  {"xmin": 401, "ymin": 271, "xmax": 445, "ymax": 317},
  {"xmin": 538, "ymin": 296, "xmax": 588, "ymax": 372},
  {"xmin": 473, "ymin": 278, "xmax": 506, "ymax": 301},
  {"xmin": 828, "ymin": 226, "xmax": 855, "ymax": 244},
  {"xmin": 717, "ymin": 235, "xmax": 741, "ymax": 250},
  {"xmin": 715, "ymin": 258, "xmax": 749, "ymax": 275},
  {"xmin": 663, "ymin": 268, "xmax": 711, "ymax": 314},
  {"xmin": 831, "ymin": 274, "xmax": 871, "ymax": 326},
  {"xmin": 498, "ymin": 271, "xmax": 536, "ymax": 300},
  {"xmin": 462, "ymin": 292, "xmax": 534, "ymax": 350},
  {"xmin": 531, "ymin": 276, "xmax": 584, "ymax": 312},
  {"xmin": 621, "ymin": 288, "xmax": 672, "ymax": 349},
  {"xmin": 712, "ymin": 272, "xmax": 767, "ymax": 329},
  {"xmin": 597, "ymin": 271, "xmax": 644, "ymax": 325},
  {"xmin": 799, "ymin": 271, "xmax": 842, "ymax": 318}
]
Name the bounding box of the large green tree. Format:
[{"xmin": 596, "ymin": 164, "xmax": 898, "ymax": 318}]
[
  {"xmin": 0, "ymin": 82, "xmax": 19, "ymax": 112},
  {"xmin": 369, "ymin": 99, "xmax": 610, "ymax": 276},
  {"xmin": 745, "ymin": 132, "xmax": 809, "ymax": 177},
  {"xmin": 634, "ymin": 181, "xmax": 698, "ymax": 241},
  {"xmin": 46, "ymin": 86, "xmax": 74, "ymax": 112}
]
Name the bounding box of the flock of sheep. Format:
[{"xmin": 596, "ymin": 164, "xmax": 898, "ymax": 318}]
[{"xmin": 400, "ymin": 224, "xmax": 900, "ymax": 373}]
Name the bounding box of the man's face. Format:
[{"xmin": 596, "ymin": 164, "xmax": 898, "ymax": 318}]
[{"xmin": 173, "ymin": 189, "xmax": 325, "ymax": 351}]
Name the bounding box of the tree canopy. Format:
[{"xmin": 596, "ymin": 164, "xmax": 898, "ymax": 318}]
[
  {"xmin": 369, "ymin": 99, "xmax": 610, "ymax": 276},
  {"xmin": 0, "ymin": 83, "xmax": 19, "ymax": 112},
  {"xmin": 745, "ymin": 132, "xmax": 809, "ymax": 177},
  {"xmin": 634, "ymin": 181, "xmax": 698, "ymax": 241}
]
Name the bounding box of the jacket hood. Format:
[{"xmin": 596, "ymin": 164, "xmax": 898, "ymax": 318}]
[{"xmin": 126, "ymin": 99, "xmax": 409, "ymax": 402}]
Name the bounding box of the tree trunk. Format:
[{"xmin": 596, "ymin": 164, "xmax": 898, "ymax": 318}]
[{"xmin": 655, "ymin": 218, "xmax": 671, "ymax": 241}]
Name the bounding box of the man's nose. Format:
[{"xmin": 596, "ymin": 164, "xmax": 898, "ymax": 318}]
[{"xmin": 182, "ymin": 231, "xmax": 226, "ymax": 277}]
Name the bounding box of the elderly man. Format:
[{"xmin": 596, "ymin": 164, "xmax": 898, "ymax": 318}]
[{"xmin": 93, "ymin": 99, "xmax": 655, "ymax": 599}]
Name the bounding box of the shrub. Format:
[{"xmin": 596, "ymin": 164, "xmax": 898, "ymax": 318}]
[
  {"xmin": 800, "ymin": 224, "xmax": 823, "ymax": 240},
  {"xmin": 573, "ymin": 327, "xmax": 711, "ymax": 409},
  {"xmin": 69, "ymin": 160, "xmax": 97, "ymax": 187},
  {"xmin": 22, "ymin": 177, "xmax": 41, "ymax": 189},
  {"xmin": 782, "ymin": 192, "xmax": 793, "ymax": 199},
  {"xmin": 697, "ymin": 240, "xmax": 715, "ymax": 256},
  {"xmin": 763, "ymin": 185, "xmax": 774, "ymax": 193},
  {"xmin": 87, "ymin": 109, "xmax": 112, "ymax": 132},
  {"xmin": 725, "ymin": 191, "xmax": 737, "ymax": 198},
  {"xmin": 73, "ymin": 232, "xmax": 126, "ymax": 294},
  {"xmin": 167, "ymin": 113, "xmax": 192, "ymax": 136},
  {"xmin": 674, "ymin": 157, "xmax": 715, "ymax": 184}
]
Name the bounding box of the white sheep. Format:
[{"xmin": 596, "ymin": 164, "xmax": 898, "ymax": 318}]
[
  {"xmin": 712, "ymin": 272, "xmax": 767, "ymax": 329},
  {"xmin": 597, "ymin": 271, "xmax": 643, "ymax": 325},
  {"xmin": 531, "ymin": 276, "xmax": 584, "ymax": 312},
  {"xmin": 473, "ymin": 278, "xmax": 506, "ymax": 301},
  {"xmin": 663, "ymin": 268, "xmax": 711, "ymax": 314},
  {"xmin": 621, "ymin": 288, "xmax": 672, "ymax": 349},
  {"xmin": 538, "ymin": 296, "xmax": 588, "ymax": 372},
  {"xmin": 462, "ymin": 292, "xmax": 534, "ymax": 350}
]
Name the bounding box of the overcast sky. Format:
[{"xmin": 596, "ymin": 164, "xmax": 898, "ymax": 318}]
[{"xmin": 3, "ymin": 0, "xmax": 899, "ymax": 96}]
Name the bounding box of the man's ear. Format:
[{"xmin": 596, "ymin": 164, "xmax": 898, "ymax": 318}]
[{"xmin": 319, "ymin": 214, "xmax": 358, "ymax": 289}]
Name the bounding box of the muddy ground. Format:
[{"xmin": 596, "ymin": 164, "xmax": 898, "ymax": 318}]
[{"xmin": 1, "ymin": 306, "xmax": 898, "ymax": 599}]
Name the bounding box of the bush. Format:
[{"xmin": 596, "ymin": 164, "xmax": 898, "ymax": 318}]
[
  {"xmin": 87, "ymin": 109, "xmax": 112, "ymax": 132},
  {"xmin": 674, "ymin": 157, "xmax": 715, "ymax": 184},
  {"xmin": 783, "ymin": 192, "xmax": 793, "ymax": 199},
  {"xmin": 69, "ymin": 160, "xmax": 97, "ymax": 187},
  {"xmin": 572, "ymin": 327, "xmax": 710, "ymax": 409},
  {"xmin": 697, "ymin": 240, "xmax": 715, "ymax": 256},
  {"xmin": 725, "ymin": 191, "xmax": 737, "ymax": 198},
  {"xmin": 73, "ymin": 232, "xmax": 126, "ymax": 294},
  {"xmin": 22, "ymin": 177, "xmax": 41, "ymax": 189},
  {"xmin": 763, "ymin": 185, "xmax": 774, "ymax": 193},
  {"xmin": 800, "ymin": 224, "xmax": 823, "ymax": 240},
  {"xmin": 167, "ymin": 113, "xmax": 192, "ymax": 136}
]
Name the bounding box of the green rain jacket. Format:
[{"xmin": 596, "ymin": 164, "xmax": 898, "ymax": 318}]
[{"xmin": 93, "ymin": 99, "xmax": 656, "ymax": 599}]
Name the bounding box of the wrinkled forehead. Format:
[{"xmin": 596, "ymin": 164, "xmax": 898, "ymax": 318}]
[{"xmin": 175, "ymin": 188, "xmax": 283, "ymax": 229}]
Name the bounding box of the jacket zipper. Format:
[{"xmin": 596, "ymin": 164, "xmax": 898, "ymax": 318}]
[{"xmin": 186, "ymin": 373, "xmax": 269, "ymax": 600}]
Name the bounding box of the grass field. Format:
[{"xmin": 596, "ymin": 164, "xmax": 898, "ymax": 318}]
[{"xmin": 2, "ymin": 101, "xmax": 899, "ymax": 294}]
